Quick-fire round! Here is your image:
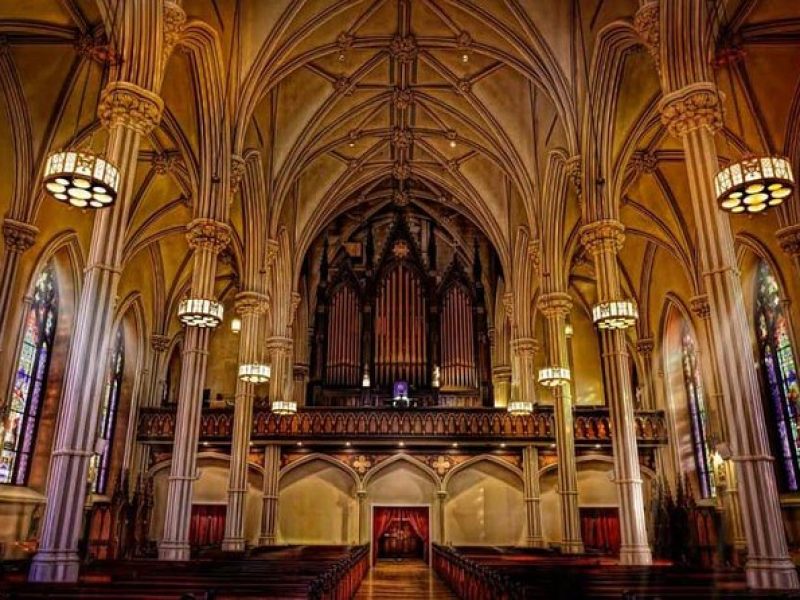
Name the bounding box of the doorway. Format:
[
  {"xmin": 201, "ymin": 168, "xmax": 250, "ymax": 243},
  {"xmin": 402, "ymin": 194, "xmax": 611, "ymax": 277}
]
[{"xmin": 372, "ymin": 506, "xmax": 430, "ymax": 563}]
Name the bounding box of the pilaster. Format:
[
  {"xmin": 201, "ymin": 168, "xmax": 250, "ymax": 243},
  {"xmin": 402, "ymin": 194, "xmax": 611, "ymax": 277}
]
[
  {"xmin": 259, "ymin": 445, "xmax": 281, "ymax": 545},
  {"xmin": 522, "ymin": 445, "xmax": 545, "ymax": 547}
]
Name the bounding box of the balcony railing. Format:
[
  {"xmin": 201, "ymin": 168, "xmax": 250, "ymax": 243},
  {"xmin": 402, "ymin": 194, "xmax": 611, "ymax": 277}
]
[{"xmin": 137, "ymin": 405, "xmax": 667, "ymax": 446}]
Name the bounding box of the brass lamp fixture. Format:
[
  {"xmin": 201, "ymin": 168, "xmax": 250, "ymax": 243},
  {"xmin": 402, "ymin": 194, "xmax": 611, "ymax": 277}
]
[
  {"xmin": 592, "ymin": 300, "xmax": 638, "ymax": 330},
  {"xmin": 177, "ymin": 298, "xmax": 224, "ymax": 328},
  {"xmin": 272, "ymin": 400, "xmax": 297, "ymax": 416},
  {"xmin": 715, "ymin": 156, "xmax": 794, "ymax": 214},
  {"xmin": 238, "ymin": 363, "xmax": 270, "ymax": 384},
  {"xmin": 538, "ymin": 366, "xmax": 571, "ymax": 387},
  {"xmin": 507, "ymin": 401, "xmax": 533, "ymax": 416}
]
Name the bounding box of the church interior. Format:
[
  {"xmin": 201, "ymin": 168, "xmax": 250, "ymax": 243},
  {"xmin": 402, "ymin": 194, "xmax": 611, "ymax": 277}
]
[{"xmin": 1, "ymin": 0, "xmax": 800, "ymax": 598}]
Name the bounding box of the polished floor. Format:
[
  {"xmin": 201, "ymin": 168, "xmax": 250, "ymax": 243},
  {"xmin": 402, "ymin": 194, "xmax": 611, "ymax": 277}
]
[{"xmin": 354, "ymin": 559, "xmax": 457, "ymax": 599}]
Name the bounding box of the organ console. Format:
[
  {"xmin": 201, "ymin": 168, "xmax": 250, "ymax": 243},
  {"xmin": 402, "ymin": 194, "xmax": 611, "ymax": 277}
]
[{"xmin": 308, "ymin": 211, "xmax": 493, "ymax": 408}]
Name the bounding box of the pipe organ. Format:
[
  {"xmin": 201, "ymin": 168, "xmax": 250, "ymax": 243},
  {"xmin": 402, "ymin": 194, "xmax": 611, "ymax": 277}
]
[
  {"xmin": 326, "ymin": 284, "xmax": 361, "ymax": 386},
  {"xmin": 308, "ymin": 212, "xmax": 493, "ymax": 407},
  {"xmin": 441, "ymin": 284, "xmax": 476, "ymax": 389},
  {"xmin": 376, "ymin": 263, "xmax": 427, "ymax": 387}
]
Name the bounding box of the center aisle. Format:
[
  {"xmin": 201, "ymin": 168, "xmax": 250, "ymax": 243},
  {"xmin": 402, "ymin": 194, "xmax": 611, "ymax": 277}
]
[{"xmin": 353, "ymin": 559, "xmax": 458, "ymax": 600}]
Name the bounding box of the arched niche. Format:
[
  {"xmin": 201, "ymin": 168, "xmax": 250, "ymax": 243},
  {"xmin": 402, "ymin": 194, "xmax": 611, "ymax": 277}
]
[
  {"xmin": 149, "ymin": 453, "xmax": 264, "ymax": 545},
  {"xmin": 444, "ymin": 459, "xmax": 524, "ymax": 546},
  {"xmin": 278, "ymin": 457, "xmax": 358, "ymax": 545}
]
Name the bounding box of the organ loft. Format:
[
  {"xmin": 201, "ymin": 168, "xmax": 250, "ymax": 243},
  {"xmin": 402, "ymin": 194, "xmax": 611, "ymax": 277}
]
[{"xmin": 0, "ymin": 1, "xmax": 800, "ymax": 598}]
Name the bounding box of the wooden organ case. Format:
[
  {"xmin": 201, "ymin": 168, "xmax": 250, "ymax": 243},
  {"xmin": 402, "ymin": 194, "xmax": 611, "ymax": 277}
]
[{"xmin": 309, "ymin": 213, "xmax": 492, "ymax": 408}]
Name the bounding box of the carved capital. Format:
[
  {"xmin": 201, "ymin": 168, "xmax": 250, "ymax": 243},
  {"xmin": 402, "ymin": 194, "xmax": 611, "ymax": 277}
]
[
  {"xmin": 527, "ymin": 239, "xmax": 541, "ymax": 274},
  {"xmin": 630, "ymin": 150, "xmax": 658, "ymax": 177},
  {"xmin": 658, "ymin": 82, "xmax": 723, "ymax": 138},
  {"xmin": 289, "ymin": 292, "xmax": 302, "ymax": 325},
  {"xmin": 690, "ymin": 294, "xmax": 711, "ymax": 320},
  {"xmin": 2, "ymin": 218, "xmax": 38, "ymax": 253},
  {"xmin": 231, "ymin": 154, "xmax": 246, "ymax": 194},
  {"xmin": 235, "ymin": 291, "xmax": 268, "ymax": 316},
  {"xmin": 163, "ymin": 1, "xmax": 187, "ymax": 58},
  {"xmin": 579, "ymin": 219, "xmax": 625, "ymax": 256},
  {"xmin": 152, "ymin": 152, "xmax": 177, "ymax": 175},
  {"xmin": 186, "ymin": 218, "xmax": 231, "ymax": 253},
  {"xmin": 633, "ymin": 1, "xmax": 660, "ymax": 71},
  {"xmin": 538, "ymin": 292, "xmax": 572, "ymax": 318},
  {"xmin": 566, "ymin": 155, "xmax": 582, "ymax": 197},
  {"xmin": 777, "ymin": 225, "xmax": 800, "ymax": 257},
  {"xmin": 98, "ymin": 81, "xmax": 164, "ymax": 134},
  {"xmin": 265, "ymin": 239, "xmax": 280, "ymax": 266},
  {"xmin": 492, "ymin": 365, "xmax": 512, "ymax": 384},
  {"xmin": 511, "ymin": 336, "xmax": 539, "ymax": 357},
  {"xmin": 502, "ymin": 291, "xmax": 514, "ymax": 320},
  {"xmin": 636, "ymin": 337, "xmax": 655, "ymax": 356},
  {"xmin": 150, "ymin": 334, "xmax": 170, "ymax": 353},
  {"xmin": 267, "ymin": 335, "xmax": 293, "ymax": 353}
]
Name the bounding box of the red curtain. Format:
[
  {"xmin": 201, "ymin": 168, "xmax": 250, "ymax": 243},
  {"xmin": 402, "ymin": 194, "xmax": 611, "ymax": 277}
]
[
  {"xmin": 190, "ymin": 504, "xmax": 226, "ymax": 547},
  {"xmin": 373, "ymin": 507, "xmax": 430, "ymax": 562},
  {"xmin": 580, "ymin": 508, "xmax": 621, "ymax": 555}
]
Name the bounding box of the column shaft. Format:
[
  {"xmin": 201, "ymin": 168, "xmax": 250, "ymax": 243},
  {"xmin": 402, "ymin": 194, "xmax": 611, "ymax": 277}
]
[
  {"xmin": 522, "ymin": 445, "xmax": 545, "ymax": 547},
  {"xmin": 259, "ymin": 444, "xmax": 280, "ymax": 545}
]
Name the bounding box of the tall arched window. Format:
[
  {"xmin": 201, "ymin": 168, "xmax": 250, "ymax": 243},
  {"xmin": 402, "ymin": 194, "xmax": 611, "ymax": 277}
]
[
  {"xmin": 0, "ymin": 264, "xmax": 58, "ymax": 485},
  {"xmin": 680, "ymin": 322, "xmax": 714, "ymax": 498},
  {"xmin": 91, "ymin": 327, "xmax": 124, "ymax": 494},
  {"xmin": 755, "ymin": 259, "xmax": 800, "ymax": 491}
]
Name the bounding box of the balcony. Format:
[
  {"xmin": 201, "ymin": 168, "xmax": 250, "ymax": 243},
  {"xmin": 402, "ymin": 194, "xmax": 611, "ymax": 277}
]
[{"xmin": 137, "ymin": 405, "xmax": 668, "ymax": 446}]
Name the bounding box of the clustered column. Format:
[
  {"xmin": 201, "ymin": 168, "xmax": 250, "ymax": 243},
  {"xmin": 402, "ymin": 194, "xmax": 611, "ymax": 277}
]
[
  {"xmin": 579, "ymin": 220, "xmax": 652, "ymax": 565},
  {"xmin": 511, "ymin": 337, "xmax": 538, "ymax": 404},
  {"xmin": 159, "ymin": 219, "xmax": 231, "ymax": 561},
  {"xmin": 659, "ymin": 83, "xmax": 797, "ymax": 589},
  {"xmin": 268, "ymin": 336, "xmax": 293, "ymax": 408},
  {"xmin": 522, "ymin": 445, "xmax": 545, "ymax": 547},
  {"xmin": 539, "ymin": 292, "xmax": 583, "ymax": 553},
  {"xmin": 259, "ymin": 444, "xmax": 281, "ymax": 545},
  {"xmin": 0, "ymin": 219, "xmax": 38, "ymax": 364},
  {"xmin": 29, "ymin": 83, "xmax": 163, "ymax": 583},
  {"xmin": 222, "ymin": 292, "xmax": 268, "ymax": 552}
]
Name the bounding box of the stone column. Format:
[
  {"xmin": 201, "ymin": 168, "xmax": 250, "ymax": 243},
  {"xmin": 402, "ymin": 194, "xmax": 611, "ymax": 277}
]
[
  {"xmin": 0, "ymin": 219, "xmax": 38, "ymax": 385},
  {"xmin": 293, "ymin": 364, "xmax": 309, "ymax": 408},
  {"xmin": 356, "ymin": 489, "xmax": 368, "ymax": 544},
  {"xmin": 690, "ymin": 295, "xmax": 747, "ymax": 555},
  {"xmin": 222, "ymin": 292, "xmax": 268, "ymax": 552},
  {"xmin": 635, "ymin": 338, "xmax": 655, "ymax": 409},
  {"xmin": 268, "ymin": 336, "xmax": 293, "ymax": 407},
  {"xmin": 522, "ymin": 445, "xmax": 545, "ymax": 547},
  {"xmin": 511, "ymin": 337, "xmax": 539, "ymax": 404},
  {"xmin": 159, "ymin": 219, "xmax": 231, "ymax": 561},
  {"xmin": 539, "ymin": 292, "xmax": 583, "ymax": 553},
  {"xmin": 492, "ymin": 365, "xmax": 512, "ymax": 408},
  {"xmin": 435, "ymin": 490, "xmax": 448, "ymax": 544},
  {"xmin": 580, "ymin": 220, "xmax": 652, "ymax": 565},
  {"xmin": 660, "ymin": 83, "xmax": 797, "ymax": 589},
  {"xmin": 29, "ymin": 84, "xmax": 163, "ymax": 583},
  {"xmin": 259, "ymin": 444, "xmax": 280, "ymax": 545}
]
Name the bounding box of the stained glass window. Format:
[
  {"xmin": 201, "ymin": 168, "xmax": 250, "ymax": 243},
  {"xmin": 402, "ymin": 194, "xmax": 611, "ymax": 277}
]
[
  {"xmin": 680, "ymin": 322, "xmax": 715, "ymax": 498},
  {"xmin": 0, "ymin": 264, "xmax": 58, "ymax": 485},
  {"xmin": 91, "ymin": 327, "xmax": 124, "ymax": 494},
  {"xmin": 755, "ymin": 260, "xmax": 800, "ymax": 491}
]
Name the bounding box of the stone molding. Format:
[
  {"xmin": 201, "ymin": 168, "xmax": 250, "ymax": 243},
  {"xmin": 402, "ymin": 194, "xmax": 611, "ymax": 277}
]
[
  {"xmin": 234, "ymin": 291, "xmax": 268, "ymax": 316},
  {"xmin": 2, "ymin": 218, "xmax": 38, "ymax": 253},
  {"xmin": 511, "ymin": 337, "xmax": 539, "ymax": 356},
  {"xmin": 690, "ymin": 294, "xmax": 711, "ymax": 320},
  {"xmin": 185, "ymin": 218, "xmax": 231, "ymax": 253},
  {"xmin": 777, "ymin": 224, "xmax": 800, "ymax": 257},
  {"xmin": 98, "ymin": 81, "xmax": 164, "ymax": 134},
  {"xmin": 150, "ymin": 334, "xmax": 170, "ymax": 353},
  {"xmin": 658, "ymin": 82, "xmax": 723, "ymax": 138},
  {"xmin": 633, "ymin": 1, "xmax": 660, "ymax": 71},
  {"xmin": 538, "ymin": 292, "xmax": 572, "ymax": 318},
  {"xmin": 579, "ymin": 219, "xmax": 625, "ymax": 255}
]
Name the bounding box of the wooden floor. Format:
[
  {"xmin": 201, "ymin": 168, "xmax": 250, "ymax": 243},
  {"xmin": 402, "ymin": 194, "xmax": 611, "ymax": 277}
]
[{"xmin": 354, "ymin": 559, "xmax": 457, "ymax": 599}]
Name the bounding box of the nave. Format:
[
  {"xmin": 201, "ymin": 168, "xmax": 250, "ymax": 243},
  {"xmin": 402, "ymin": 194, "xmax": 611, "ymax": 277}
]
[{"xmin": 354, "ymin": 560, "xmax": 456, "ymax": 600}]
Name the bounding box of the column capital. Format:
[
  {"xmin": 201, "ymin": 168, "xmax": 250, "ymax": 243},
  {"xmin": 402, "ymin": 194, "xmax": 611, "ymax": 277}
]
[
  {"xmin": 566, "ymin": 155, "xmax": 582, "ymax": 197},
  {"xmin": 579, "ymin": 219, "xmax": 625, "ymax": 255},
  {"xmin": 538, "ymin": 292, "xmax": 572, "ymax": 318},
  {"xmin": 633, "ymin": 1, "xmax": 660, "ymax": 71},
  {"xmin": 231, "ymin": 154, "xmax": 247, "ymax": 195},
  {"xmin": 98, "ymin": 81, "xmax": 163, "ymax": 135},
  {"xmin": 235, "ymin": 291, "xmax": 268, "ymax": 316},
  {"xmin": 776, "ymin": 224, "xmax": 800, "ymax": 258},
  {"xmin": 2, "ymin": 218, "xmax": 38, "ymax": 253},
  {"xmin": 265, "ymin": 239, "xmax": 280, "ymax": 266},
  {"xmin": 186, "ymin": 218, "xmax": 231, "ymax": 253},
  {"xmin": 690, "ymin": 294, "xmax": 711, "ymax": 320},
  {"xmin": 502, "ymin": 291, "xmax": 514, "ymax": 320},
  {"xmin": 150, "ymin": 334, "xmax": 170, "ymax": 353},
  {"xmin": 658, "ymin": 82, "xmax": 723, "ymax": 138},
  {"xmin": 289, "ymin": 292, "xmax": 302, "ymax": 325},
  {"xmin": 267, "ymin": 336, "xmax": 293, "ymax": 352},
  {"xmin": 527, "ymin": 239, "xmax": 541, "ymax": 273},
  {"xmin": 492, "ymin": 364, "xmax": 512, "ymax": 383},
  {"xmin": 163, "ymin": 1, "xmax": 187, "ymax": 58},
  {"xmin": 511, "ymin": 337, "xmax": 539, "ymax": 357},
  {"xmin": 636, "ymin": 337, "xmax": 655, "ymax": 356}
]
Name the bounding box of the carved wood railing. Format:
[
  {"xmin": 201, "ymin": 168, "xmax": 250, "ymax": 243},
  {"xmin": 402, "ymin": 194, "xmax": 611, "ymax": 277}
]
[{"xmin": 137, "ymin": 405, "xmax": 668, "ymax": 446}]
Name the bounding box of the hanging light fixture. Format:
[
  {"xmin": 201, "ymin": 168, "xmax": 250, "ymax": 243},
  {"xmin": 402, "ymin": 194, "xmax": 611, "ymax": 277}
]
[
  {"xmin": 538, "ymin": 366, "xmax": 571, "ymax": 387},
  {"xmin": 230, "ymin": 317, "xmax": 242, "ymax": 334},
  {"xmin": 238, "ymin": 363, "xmax": 270, "ymax": 384},
  {"xmin": 592, "ymin": 300, "xmax": 638, "ymax": 330},
  {"xmin": 508, "ymin": 401, "xmax": 533, "ymax": 416},
  {"xmin": 177, "ymin": 298, "xmax": 224, "ymax": 328},
  {"xmin": 272, "ymin": 400, "xmax": 297, "ymax": 416},
  {"xmin": 43, "ymin": 12, "xmax": 122, "ymax": 210},
  {"xmin": 362, "ymin": 366, "xmax": 371, "ymax": 388},
  {"xmin": 710, "ymin": 37, "xmax": 794, "ymax": 215},
  {"xmin": 43, "ymin": 151, "xmax": 120, "ymax": 208},
  {"xmin": 715, "ymin": 156, "xmax": 794, "ymax": 214}
]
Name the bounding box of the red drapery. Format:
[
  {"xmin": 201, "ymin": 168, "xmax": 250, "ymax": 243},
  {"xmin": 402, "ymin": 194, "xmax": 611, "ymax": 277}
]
[
  {"xmin": 190, "ymin": 504, "xmax": 226, "ymax": 547},
  {"xmin": 580, "ymin": 508, "xmax": 621, "ymax": 555},
  {"xmin": 372, "ymin": 506, "xmax": 430, "ymax": 562}
]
